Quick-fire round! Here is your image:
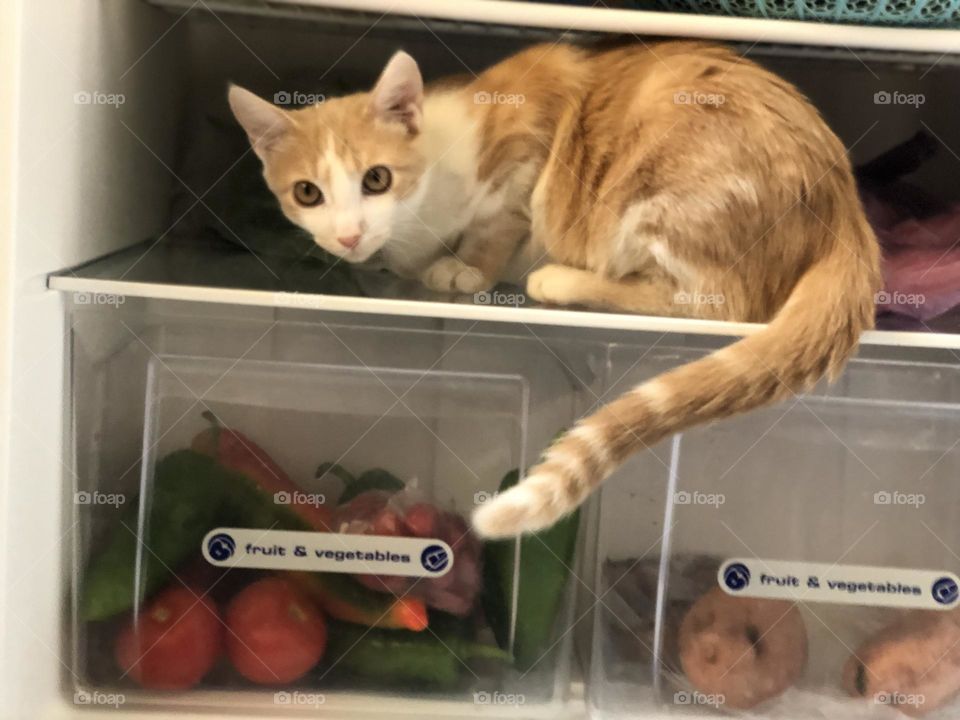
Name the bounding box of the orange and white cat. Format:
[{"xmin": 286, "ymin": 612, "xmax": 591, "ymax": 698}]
[{"xmin": 229, "ymin": 42, "xmax": 880, "ymax": 539}]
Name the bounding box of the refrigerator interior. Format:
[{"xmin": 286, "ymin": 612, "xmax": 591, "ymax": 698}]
[{"xmin": 4, "ymin": 1, "xmax": 960, "ymax": 719}]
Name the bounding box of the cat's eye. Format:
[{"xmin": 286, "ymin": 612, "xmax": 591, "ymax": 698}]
[
  {"xmin": 362, "ymin": 166, "xmax": 392, "ymax": 195},
  {"xmin": 293, "ymin": 181, "xmax": 324, "ymax": 207}
]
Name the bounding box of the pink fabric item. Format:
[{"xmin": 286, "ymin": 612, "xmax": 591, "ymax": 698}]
[{"xmin": 876, "ymin": 204, "xmax": 960, "ymax": 322}]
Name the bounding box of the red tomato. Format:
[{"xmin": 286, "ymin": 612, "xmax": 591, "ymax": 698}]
[
  {"xmin": 115, "ymin": 586, "xmax": 223, "ymax": 690},
  {"xmin": 225, "ymin": 578, "xmax": 327, "ymax": 685}
]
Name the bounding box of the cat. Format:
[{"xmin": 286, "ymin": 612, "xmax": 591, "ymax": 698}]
[{"xmin": 229, "ymin": 41, "xmax": 880, "ymax": 539}]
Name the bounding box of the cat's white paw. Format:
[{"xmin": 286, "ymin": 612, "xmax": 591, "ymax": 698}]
[
  {"xmin": 421, "ymin": 256, "xmax": 491, "ymax": 294},
  {"xmin": 526, "ymin": 264, "xmax": 587, "ymax": 306}
]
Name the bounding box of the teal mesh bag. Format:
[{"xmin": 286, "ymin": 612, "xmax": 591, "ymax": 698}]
[{"xmin": 651, "ymin": 0, "xmax": 960, "ymax": 25}]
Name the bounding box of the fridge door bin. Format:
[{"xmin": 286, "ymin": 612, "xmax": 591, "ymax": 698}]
[
  {"xmin": 67, "ymin": 303, "xmax": 600, "ymax": 716},
  {"xmin": 590, "ymin": 345, "xmax": 960, "ymax": 719}
]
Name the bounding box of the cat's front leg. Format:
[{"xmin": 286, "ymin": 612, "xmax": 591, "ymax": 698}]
[
  {"xmin": 420, "ymin": 256, "xmax": 491, "ymax": 294},
  {"xmin": 420, "ymin": 213, "xmax": 528, "ymax": 295}
]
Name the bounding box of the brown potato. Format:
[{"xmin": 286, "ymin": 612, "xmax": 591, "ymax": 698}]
[
  {"xmin": 679, "ymin": 587, "xmax": 808, "ymax": 709},
  {"xmin": 843, "ymin": 609, "xmax": 960, "ymax": 717}
]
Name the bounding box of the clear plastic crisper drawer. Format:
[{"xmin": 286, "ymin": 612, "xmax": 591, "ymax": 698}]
[
  {"xmin": 68, "ymin": 303, "xmax": 602, "ymax": 716},
  {"xmin": 591, "ymin": 346, "xmax": 960, "ymax": 720}
]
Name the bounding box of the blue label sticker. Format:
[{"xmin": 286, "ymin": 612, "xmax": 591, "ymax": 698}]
[
  {"xmin": 421, "ymin": 544, "xmax": 450, "ymax": 574},
  {"xmin": 206, "ymin": 533, "xmax": 236, "ymax": 561},
  {"xmin": 932, "ymin": 576, "xmax": 959, "ymax": 605},
  {"xmin": 722, "ymin": 562, "xmax": 751, "ymax": 591}
]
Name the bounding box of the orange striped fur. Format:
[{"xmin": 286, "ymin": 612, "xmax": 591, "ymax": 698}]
[{"xmin": 229, "ymin": 42, "xmax": 881, "ymax": 538}]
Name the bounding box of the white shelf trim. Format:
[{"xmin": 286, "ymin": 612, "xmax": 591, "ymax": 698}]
[{"xmin": 48, "ymin": 275, "xmax": 960, "ymax": 351}]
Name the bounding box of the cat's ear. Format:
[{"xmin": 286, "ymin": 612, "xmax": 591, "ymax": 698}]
[
  {"xmin": 370, "ymin": 51, "xmax": 423, "ymax": 135},
  {"xmin": 228, "ymin": 84, "xmax": 293, "ymax": 158}
]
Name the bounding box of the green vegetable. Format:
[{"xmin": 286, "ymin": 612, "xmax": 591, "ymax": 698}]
[
  {"xmin": 81, "ymin": 448, "xmax": 405, "ymax": 628},
  {"xmin": 337, "ymin": 468, "xmax": 404, "ymax": 504},
  {"xmin": 323, "ymin": 621, "xmax": 510, "ymax": 688},
  {"xmin": 315, "ymin": 462, "xmax": 356, "ymax": 487},
  {"xmin": 80, "ymin": 450, "xmax": 230, "ymax": 621},
  {"xmin": 482, "ymin": 469, "xmax": 580, "ymax": 671},
  {"xmin": 217, "ymin": 468, "xmax": 315, "ymax": 531},
  {"xmin": 427, "ymin": 608, "xmax": 477, "ymax": 639}
]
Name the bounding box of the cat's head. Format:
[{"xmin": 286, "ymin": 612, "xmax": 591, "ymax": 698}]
[{"xmin": 229, "ymin": 52, "xmax": 426, "ymax": 263}]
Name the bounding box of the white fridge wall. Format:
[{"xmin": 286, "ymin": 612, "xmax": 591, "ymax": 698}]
[
  {"xmin": 0, "ymin": 0, "xmax": 20, "ymax": 717},
  {"xmin": 3, "ymin": 2, "xmax": 960, "ymax": 719},
  {"xmin": 3, "ymin": 1, "xmax": 183, "ymax": 718}
]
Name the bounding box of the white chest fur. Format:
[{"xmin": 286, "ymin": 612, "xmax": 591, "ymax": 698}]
[{"xmin": 380, "ymin": 92, "xmax": 524, "ymax": 278}]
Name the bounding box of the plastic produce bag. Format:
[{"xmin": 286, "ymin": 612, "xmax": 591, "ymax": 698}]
[{"xmin": 335, "ymin": 486, "xmax": 482, "ymax": 617}]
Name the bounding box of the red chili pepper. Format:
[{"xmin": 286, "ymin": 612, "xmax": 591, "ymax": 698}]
[
  {"xmin": 285, "ymin": 571, "xmax": 428, "ymax": 632},
  {"xmin": 191, "ymin": 412, "xmax": 333, "ymax": 531}
]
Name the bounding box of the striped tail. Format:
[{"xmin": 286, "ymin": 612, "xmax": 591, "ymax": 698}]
[{"xmin": 473, "ymin": 200, "xmax": 879, "ymax": 538}]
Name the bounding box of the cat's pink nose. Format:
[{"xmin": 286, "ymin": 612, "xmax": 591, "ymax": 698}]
[{"xmin": 337, "ymin": 234, "xmax": 361, "ymax": 249}]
